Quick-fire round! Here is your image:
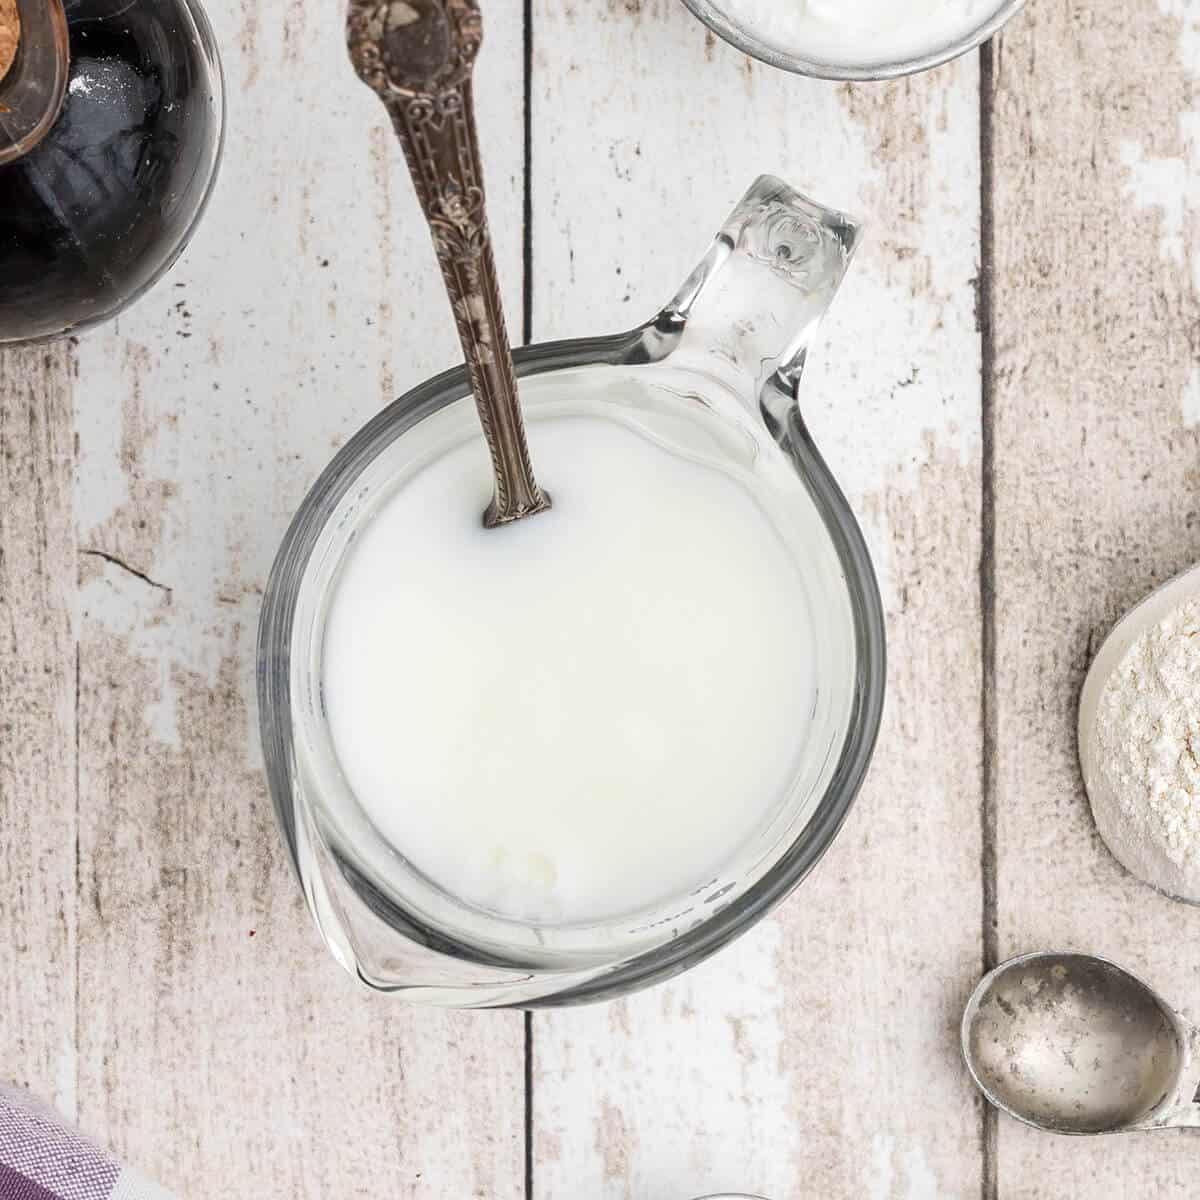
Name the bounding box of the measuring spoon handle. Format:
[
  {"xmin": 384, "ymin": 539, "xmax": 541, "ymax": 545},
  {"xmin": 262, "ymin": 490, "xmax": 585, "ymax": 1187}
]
[{"xmin": 347, "ymin": 0, "xmax": 550, "ymax": 527}]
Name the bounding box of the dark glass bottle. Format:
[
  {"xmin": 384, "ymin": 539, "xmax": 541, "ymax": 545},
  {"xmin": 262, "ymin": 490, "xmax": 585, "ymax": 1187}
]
[{"xmin": 0, "ymin": 0, "xmax": 223, "ymax": 344}]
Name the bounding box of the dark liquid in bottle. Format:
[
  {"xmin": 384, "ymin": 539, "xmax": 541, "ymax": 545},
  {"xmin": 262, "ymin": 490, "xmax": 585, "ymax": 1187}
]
[{"xmin": 0, "ymin": 0, "xmax": 222, "ymax": 343}]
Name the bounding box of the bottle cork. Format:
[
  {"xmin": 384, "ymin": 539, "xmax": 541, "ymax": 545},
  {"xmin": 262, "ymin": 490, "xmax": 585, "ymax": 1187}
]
[{"xmin": 0, "ymin": 0, "xmax": 18, "ymax": 84}]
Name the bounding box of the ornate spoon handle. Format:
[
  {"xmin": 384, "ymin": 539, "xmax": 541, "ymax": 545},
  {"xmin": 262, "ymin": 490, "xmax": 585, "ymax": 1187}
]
[{"xmin": 348, "ymin": 0, "xmax": 550, "ymax": 527}]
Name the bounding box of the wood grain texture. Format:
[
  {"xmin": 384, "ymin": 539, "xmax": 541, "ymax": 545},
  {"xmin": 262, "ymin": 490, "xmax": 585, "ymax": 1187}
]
[
  {"xmin": 0, "ymin": 345, "xmax": 76, "ymax": 1114},
  {"xmin": 991, "ymin": 1, "xmax": 1200, "ymax": 1195},
  {"xmin": 2, "ymin": 0, "xmax": 526, "ymax": 1193},
  {"xmin": 528, "ymin": 5, "xmax": 985, "ymax": 1197}
]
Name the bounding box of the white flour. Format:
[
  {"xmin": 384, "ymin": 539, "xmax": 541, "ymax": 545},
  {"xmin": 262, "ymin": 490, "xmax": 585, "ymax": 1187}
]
[{"xmin": 1091, "ymin": 598, "xmax": 1200, "ymax": 900}]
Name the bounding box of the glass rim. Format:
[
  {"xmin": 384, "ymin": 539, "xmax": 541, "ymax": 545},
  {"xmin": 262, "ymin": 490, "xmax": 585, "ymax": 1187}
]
[
  {"xmin": 257, "ymin": 332, "xmax": 887, "ymax": 1006},
  {"xmin": 677, "ymin": 0, "xmax": 1027, "ymax": 81}
]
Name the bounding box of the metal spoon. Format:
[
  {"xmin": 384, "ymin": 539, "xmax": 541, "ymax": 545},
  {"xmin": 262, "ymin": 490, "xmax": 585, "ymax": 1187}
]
[
  {"xmin": 346, "ymin": 0, "xmax": 550, "ymax": 528},
  {"xmin": 962, "ymin": 951, "xmax": 1200, "ymax": 1133}
]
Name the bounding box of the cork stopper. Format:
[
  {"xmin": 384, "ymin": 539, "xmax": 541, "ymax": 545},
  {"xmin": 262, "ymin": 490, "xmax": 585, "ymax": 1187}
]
[{"xmin": 0, "ymin": 0, "xmax": 19, "ymax": 85}]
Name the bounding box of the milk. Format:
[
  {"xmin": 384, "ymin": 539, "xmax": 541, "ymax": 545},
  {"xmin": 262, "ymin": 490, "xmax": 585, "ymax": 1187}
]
[
  {"xmin": 321, "ymin": 410, "xmax": 818, "ymax": 926},
  {"xmin": 719, "ymin": 0, "xmax": 997, "ymax": 69}
]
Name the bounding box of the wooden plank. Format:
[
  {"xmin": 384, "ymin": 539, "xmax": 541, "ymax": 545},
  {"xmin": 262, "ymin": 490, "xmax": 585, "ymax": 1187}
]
[
  {"xmin": 528, "ymin": 7, "xmax": 985, "ymax": 1197},
  {"xmin": 991, "ymin": 1, "xmax": 1200, "ymax": 1194},
  {"xmin": 0, "ymin": 345, "xmax": 77, "ymax": 1115},
  {"xmin": 66, "ymin": 0, "xmax": 526, "ymax": 1192}
]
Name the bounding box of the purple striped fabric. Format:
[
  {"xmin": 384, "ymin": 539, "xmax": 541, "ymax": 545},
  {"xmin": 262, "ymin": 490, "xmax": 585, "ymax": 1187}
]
[
  {"xmin": 0, "ymin": 1160, "xmax": 63, "ymax": 1200},
  {"xmin": 0, "ymin": 1086, "xmax": 173, "ymax": 1200}
]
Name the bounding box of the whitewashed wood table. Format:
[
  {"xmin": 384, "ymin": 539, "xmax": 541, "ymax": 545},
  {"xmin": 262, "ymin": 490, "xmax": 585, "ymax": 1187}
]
[{"xmin": 3, "ymin": 0, "xmax": 1200, "ymax": 1196}]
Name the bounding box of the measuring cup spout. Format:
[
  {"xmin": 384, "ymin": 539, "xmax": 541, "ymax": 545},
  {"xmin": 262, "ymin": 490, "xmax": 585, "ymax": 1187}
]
[{"xmin": 653, "ymin": 175, "xmax": 863, "ymax": 431}]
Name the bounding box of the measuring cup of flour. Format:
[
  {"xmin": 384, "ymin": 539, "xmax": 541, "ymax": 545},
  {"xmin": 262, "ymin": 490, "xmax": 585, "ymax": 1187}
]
[
  {"xmin": 680, "ymin": 0, "xmax": 1026, "ymax": 79},
  {"xmin": 258, "ymin": 176, "xmax": 885, "ymax": 1007},
  {"xmin": 1079, "ymin": 562, "xmax": 1200, "ymax": 903}
]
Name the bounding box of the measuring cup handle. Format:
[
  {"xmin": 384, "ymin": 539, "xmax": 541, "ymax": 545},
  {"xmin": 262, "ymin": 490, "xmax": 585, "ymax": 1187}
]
[{"xmin": 654, "ymin": 175, "xmax": 863, "ymax": 421}]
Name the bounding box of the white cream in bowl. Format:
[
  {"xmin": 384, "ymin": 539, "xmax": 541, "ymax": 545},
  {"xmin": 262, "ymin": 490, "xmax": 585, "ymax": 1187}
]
[{"xmin": 712, "ymin": 0, "xmax": 1017, "ymax": 73}]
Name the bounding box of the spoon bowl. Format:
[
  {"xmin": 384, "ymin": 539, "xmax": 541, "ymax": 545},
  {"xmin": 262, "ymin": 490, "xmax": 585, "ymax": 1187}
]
[{"xmin": 962, "ymin": 952, "xmax": 1193, "ymax": 1134}]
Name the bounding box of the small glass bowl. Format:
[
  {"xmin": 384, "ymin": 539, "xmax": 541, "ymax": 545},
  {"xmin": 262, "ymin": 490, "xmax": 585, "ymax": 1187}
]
[{"xmin": 679, "ymin": 0, "xmax": 1026, "ymax": 80}]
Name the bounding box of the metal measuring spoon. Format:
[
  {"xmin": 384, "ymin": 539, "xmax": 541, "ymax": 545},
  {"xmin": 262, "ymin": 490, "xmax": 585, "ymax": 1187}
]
[
  {"xmin": 962, "ymin": 952, "xmax": 1200, "ymax": 1133},
  {"xmin": 347, "ymin": 0, "xmax": 551, "ymax": 528}
]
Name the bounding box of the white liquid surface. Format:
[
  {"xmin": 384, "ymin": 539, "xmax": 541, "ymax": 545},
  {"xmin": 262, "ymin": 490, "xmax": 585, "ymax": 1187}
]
[
  {"xmin": 322, "ymin": 413, "xmax": 817, "ymax": 925},
  {"xmin": 717, "ymin": 0, "xmax": 999, "ymax": 69}
]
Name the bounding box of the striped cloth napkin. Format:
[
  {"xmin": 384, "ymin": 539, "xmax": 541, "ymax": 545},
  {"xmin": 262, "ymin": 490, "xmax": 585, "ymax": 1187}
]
[{"xmin": 0, "ymin": 1084, "xmax": 173, "ymax": 1200}]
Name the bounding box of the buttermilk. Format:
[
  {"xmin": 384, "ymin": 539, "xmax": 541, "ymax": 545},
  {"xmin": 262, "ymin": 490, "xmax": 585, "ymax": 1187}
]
[{"xmin": 320, "ymin": 411, "xmax": 817, "ymax": 925}]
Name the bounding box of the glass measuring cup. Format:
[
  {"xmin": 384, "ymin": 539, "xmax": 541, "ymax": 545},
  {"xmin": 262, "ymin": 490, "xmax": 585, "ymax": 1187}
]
[{"xmin": 258, "ymin": 176, "xmax": 886, "ymax": 1007}]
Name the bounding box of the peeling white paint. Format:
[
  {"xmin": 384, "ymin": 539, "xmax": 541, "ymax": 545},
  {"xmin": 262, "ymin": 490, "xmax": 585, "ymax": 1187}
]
[
  {"xmin": 866, "ymin": 1134, "xmax": 941, "ymax": 1200},
  {"xmin": 1120, "ymin": 137, "xmax": 1190, "ymax": 268},
  {"xmin": 1156, "ymin": 0, "xmax": 1200, "ymax": 70},
  {"xmin": 1183, "ymin": 365, "xmax": 1200, "ymax": 427},
  {"xmin": 1119, "ymin": 124, "xmax": 1200, "ymax": 294},
  {"xmin": 1115, "ymin": 4, "xmax": 1200, "ymax": 439},
  {"xmin": 867, "ymin": 1134, "xmax": 897, "ymax": 1200},
  {"xmin": 807, "ymin": 70, "xmax": 982, "ymax": 507},
  {"xmin": 78, "ymin": 570, "xmax": 185, "ymax": 748},
  {"xmin": 901, "ymin": 1143, "xmax": 940, "ymax": 1200},
  {"xmin": 54, "ymin": 1036, "xmax": 77, "ymax": 1124},
  {"xmin": 1118, "ymin": 5, "xmax": 1200, "ymax": 289},
  {"xmin": 535, "ymin": 919, "xmax": 796, "ymax": 1200}
]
